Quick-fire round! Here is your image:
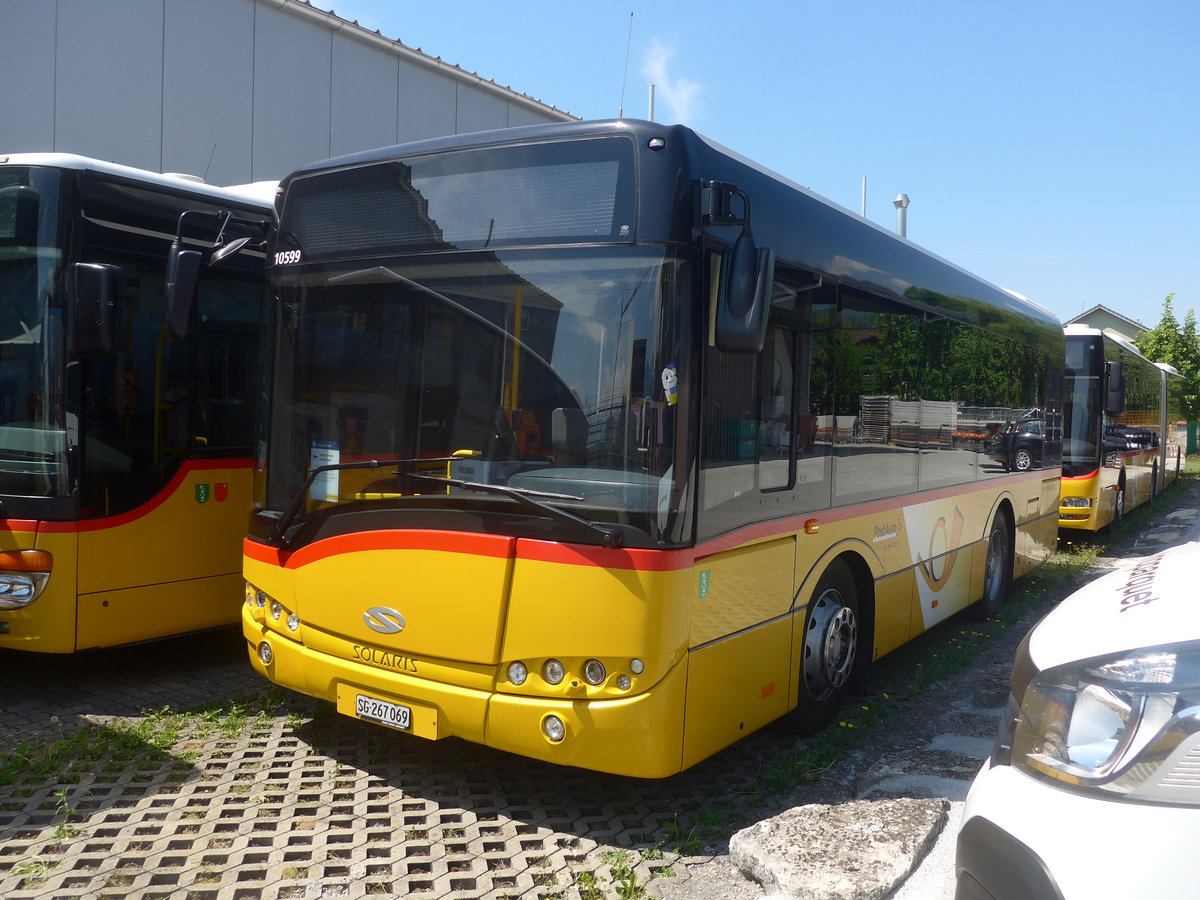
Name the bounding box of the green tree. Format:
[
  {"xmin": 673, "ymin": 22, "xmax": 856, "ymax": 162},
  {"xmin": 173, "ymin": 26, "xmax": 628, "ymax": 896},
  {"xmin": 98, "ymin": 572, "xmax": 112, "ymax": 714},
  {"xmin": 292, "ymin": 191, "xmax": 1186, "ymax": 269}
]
[{"xmin": 1135, "ymin": 293, "xmax": 1200, "ymax": 453}]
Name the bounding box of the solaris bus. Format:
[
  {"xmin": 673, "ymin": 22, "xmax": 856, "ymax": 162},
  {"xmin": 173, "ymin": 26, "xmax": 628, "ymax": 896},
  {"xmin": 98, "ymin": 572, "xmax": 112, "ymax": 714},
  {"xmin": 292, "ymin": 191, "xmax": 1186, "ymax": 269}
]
[{"xmin": 234, "ymin": 120, "xmax": 1064, "ymax": 776}]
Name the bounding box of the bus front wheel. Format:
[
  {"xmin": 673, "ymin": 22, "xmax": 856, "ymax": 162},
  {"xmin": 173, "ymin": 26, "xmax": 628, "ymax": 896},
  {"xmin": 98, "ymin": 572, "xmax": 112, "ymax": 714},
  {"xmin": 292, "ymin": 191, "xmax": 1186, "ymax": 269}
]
[{"xmin": 792, "ymin": 560, "xmax": 859, "ymax": 735}]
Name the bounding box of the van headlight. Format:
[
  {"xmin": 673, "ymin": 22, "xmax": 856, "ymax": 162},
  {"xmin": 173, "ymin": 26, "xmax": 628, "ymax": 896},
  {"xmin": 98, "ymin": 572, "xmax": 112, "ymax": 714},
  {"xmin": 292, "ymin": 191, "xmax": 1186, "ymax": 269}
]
[{"xmin": 1012, "ymin": 640, "xmax": 1200, "ymax": 806}]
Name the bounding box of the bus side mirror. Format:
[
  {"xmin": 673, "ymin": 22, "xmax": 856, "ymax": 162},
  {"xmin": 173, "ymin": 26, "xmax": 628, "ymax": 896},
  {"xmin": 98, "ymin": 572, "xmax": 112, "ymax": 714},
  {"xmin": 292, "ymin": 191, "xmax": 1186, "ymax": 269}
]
[
  {"xmin": 715, "ymin": 233, "xmax": 774, "ymax": 353},
  {"xmin": 1105, "ymin": 361, "xmax": 1126, "ymax": 416},
  {"xmin": 0, "ymin": 185, "xmax": 40, "ymax": 248},
  {"xmin": 69, "ymin": 262, "xmax": 121, "ymax": 356},
  {"xmin": 165, "ymin": 239, "xmax": 202, "ymax": 340}
]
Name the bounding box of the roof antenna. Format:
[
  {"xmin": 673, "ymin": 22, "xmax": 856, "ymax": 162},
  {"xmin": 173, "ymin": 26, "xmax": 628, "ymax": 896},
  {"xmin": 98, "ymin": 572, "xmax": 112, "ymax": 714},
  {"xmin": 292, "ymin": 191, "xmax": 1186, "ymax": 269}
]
[
  {"xmin": 618, "ymin": 12, "xmax": 633, "ymax": 118},
  {"xmin": 203, "ymin": 143, "xmax": 217, "ymax": 182}
]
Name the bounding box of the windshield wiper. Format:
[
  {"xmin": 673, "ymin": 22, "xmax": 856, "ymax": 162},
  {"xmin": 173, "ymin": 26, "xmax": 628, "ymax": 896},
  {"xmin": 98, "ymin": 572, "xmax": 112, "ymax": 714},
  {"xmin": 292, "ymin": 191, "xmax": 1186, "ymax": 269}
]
[
  {"xmin": 262, "ymin": 457, "xmax": 456, "ymax": 547},
  {"xmin": 263, "ymin": 458, "xmax": 623, "ymax": 549},
  {"xmin": 396, "ymin": 471, "xmax": 623, "ymax": 548}
]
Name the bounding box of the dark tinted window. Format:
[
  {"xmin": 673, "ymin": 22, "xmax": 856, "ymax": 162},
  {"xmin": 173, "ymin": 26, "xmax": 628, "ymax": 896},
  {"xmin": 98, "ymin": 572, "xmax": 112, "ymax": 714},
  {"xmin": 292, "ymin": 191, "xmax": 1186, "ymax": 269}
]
[{"xmin": 283, "ymin": 137, "xmax": 637, "ymax": 260}]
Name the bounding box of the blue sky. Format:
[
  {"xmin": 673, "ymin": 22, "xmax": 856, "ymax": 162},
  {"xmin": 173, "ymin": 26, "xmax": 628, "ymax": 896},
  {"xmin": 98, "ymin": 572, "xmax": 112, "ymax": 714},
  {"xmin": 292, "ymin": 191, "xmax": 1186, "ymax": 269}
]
[{"xmin": 332, "ymin": 0, "xmax": 1199, "ymax": 331}]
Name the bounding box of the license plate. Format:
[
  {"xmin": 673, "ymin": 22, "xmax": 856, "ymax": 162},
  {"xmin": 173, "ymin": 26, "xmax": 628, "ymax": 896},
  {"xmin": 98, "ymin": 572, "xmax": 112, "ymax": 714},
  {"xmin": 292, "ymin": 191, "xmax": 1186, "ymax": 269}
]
[{"xmin": 355, "ymin": 694, "xmax": 411, "ymax": 731}]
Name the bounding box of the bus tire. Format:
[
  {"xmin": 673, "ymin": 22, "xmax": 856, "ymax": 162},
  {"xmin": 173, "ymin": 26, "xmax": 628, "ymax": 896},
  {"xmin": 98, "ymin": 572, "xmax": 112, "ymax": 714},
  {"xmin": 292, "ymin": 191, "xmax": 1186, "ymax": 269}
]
[
  {"xmin": 1113, "ymin": 474, "xmax": 1126, "ymax": 528},
  {"xmin": 790, "ymin": 559, "xmax": 860, "ymax": 735},
  {"xmin": 973, "ymin": 509, "xmax": 1013, "ymax": 619}
]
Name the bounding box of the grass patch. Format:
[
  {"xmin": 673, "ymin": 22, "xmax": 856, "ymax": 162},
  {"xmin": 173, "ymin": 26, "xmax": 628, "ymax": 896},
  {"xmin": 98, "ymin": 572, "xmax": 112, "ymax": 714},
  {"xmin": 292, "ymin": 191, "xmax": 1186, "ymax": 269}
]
[{"xmin": 0, "ymin": 688, "xmax": 289, "ymax": 789}]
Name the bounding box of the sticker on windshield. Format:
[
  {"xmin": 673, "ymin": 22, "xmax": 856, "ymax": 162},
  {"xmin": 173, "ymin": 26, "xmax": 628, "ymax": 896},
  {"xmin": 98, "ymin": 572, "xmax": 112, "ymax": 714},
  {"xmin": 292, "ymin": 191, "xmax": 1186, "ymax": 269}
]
[
  {"xmin": 310, "ymin": 441, "xmax": 340, "ymax": 503},
  {"xmin": 662, "ymin": 364, "xmax": 679, "ymax": 406}
]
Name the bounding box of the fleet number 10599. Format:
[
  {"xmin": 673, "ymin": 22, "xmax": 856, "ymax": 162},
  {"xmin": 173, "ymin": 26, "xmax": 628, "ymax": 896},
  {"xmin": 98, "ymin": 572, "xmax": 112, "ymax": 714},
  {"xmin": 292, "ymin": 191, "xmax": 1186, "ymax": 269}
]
[{"xmin": 273, "ymin": 249, "xmax": 302, "ymax": 266}]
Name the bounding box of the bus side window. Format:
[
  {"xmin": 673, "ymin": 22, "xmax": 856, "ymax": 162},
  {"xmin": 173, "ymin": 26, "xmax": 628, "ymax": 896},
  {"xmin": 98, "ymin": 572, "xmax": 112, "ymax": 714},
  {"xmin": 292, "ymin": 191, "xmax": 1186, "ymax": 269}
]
[
  {"xmin": 833, "ymin": 288, "xmax": 923, "ymax": 505},
  {"xmin": 758, "ymin": 326, "xmax": 795, "ymax": 490}
]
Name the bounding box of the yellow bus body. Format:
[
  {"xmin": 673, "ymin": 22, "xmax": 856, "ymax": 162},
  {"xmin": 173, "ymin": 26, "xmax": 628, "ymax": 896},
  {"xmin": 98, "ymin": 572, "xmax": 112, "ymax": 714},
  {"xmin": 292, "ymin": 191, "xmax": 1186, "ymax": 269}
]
[
  {"xmin": 244, "ymin": 470, "xmax": 1057, "ymax": 777},
  {"xmin": 1059, "ymin": 445, "xmax": 1180, "ymax": 532},
  {"xmin": 0, "ymin": 461, "xmax": 251, "ymax": 653}
]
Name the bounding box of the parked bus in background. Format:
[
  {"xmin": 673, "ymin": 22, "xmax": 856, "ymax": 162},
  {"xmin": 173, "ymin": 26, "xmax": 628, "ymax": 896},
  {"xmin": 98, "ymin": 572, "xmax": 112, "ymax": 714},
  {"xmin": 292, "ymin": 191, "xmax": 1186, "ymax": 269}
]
[
  {"xmin": 1059, "ymin": 324, "xmax": 1181, "ymax": 532},
  {"xmin": 234, "ymin": 120, "xmax": 1064, "ymax": 777},
  {"xmin": 0, "ymin": 153, "xmax": 273, "ymax": 652}
]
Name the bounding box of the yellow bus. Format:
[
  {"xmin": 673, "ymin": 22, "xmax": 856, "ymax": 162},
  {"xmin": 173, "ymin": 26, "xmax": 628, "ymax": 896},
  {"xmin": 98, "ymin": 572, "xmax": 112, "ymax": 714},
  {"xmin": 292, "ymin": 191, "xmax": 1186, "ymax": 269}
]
[
  {"xmin": 1059, "ymin": 324, "xmax": 1182, "ymax": 531},
  {"xmin": 0, "ymin": 154, "xmax": 272, "ymax": 652},
  {"xmin": 241, "ymin": 120, "xmax": 1064, "ymax": 777}
]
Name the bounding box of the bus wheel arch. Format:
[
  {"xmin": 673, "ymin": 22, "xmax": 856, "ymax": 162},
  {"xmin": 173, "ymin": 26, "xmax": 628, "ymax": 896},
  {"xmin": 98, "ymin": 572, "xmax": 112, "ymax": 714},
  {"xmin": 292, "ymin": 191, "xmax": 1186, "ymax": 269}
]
[{"xmin": 790, "ymin": 552, "xmax": 875, "ymax": 735}]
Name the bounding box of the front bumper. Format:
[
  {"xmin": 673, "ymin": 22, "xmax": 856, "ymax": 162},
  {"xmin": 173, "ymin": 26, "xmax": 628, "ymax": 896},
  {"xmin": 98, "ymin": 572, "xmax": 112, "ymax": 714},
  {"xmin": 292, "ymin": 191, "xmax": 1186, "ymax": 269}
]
[
  {"xmin": 243, "ymin": 607, "xmax": 688, "ymax": 778},
  {"xmin": 957, "ymin": 760, "xmax": 1200, "ymax": 899}
]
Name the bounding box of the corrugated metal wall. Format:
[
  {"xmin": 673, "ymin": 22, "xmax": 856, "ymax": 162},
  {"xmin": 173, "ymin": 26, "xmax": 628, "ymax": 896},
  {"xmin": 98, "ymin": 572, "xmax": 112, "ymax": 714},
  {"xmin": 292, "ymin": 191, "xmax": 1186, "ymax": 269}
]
[{"xmin": 0, "ymin": 0, "xmax": 573, "ymax": 185}]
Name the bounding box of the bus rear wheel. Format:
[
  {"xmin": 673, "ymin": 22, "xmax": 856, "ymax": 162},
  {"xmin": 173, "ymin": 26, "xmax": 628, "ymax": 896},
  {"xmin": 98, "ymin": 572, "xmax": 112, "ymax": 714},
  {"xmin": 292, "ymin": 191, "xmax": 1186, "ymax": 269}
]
[
  {"xmin": 973, "ymin": 510, "xmax": 1013, "ymax": 619},
  {"xmin": 792, "ymin": 560, "xmax": 859, "ymax": 735}
]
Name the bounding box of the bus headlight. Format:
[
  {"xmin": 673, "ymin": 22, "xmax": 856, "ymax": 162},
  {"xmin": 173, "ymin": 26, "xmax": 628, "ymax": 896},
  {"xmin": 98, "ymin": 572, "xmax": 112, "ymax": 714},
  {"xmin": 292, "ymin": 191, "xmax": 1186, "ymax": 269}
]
[
  {"xmin": 582, "ymin": 659, "xmax": 607, "ymax": 686},
  {"xmin": 1062, "ymin": 497, "xmax": 1092, "ymax": 508},
  {"xmin": 245, "ymin": 582, "xmax": 267, "ymax": 608},
  {"xmin": 0, "ymin": 551, "xmax": 53, "ymax": 609},
  {"xmin": 542, "ymin": 659, "xmax": 565, "ymax": 685},
  {"xmin": 270, "ymin": 600, "xmax": 283, "ymax": 620},
  {"xmin": 507, "ymin": 661, "xmax": 528, "ymax": 686},
  {"xmin": 1012, "ymin": 640, "xmax": 1200, "ymax": 805}
]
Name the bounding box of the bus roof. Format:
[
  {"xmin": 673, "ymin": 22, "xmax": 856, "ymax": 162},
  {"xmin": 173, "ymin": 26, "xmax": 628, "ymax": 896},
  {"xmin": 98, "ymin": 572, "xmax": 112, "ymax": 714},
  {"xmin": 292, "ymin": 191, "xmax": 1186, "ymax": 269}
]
[
  {"xmin": 279, "ymin": 119, "xmax": 1061, "ymax": 346},
  {"xmin": 0, "ymin": 152, "xmax": 275, "ymax": 209}
]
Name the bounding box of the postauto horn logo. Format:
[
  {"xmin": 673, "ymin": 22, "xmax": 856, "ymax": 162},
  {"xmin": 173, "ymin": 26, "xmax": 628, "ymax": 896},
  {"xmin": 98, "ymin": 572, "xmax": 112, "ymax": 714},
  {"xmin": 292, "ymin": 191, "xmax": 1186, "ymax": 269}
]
[{"xmin": 363, "ymin": 607, "xmax": 406, "ymax": 635}]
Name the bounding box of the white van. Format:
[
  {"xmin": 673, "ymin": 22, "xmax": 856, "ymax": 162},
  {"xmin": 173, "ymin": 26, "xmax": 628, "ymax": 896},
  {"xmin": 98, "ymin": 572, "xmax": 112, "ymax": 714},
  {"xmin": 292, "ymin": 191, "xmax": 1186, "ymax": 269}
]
[{"xmin": 956, "ymin": 541, "xmax": 1200, "ymax": 899}]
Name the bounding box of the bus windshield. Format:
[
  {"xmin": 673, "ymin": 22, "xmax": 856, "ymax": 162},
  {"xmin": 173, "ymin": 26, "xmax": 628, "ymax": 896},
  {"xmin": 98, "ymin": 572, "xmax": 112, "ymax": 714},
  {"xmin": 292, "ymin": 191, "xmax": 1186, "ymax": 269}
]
[
  {"xmin": 0, "ymin": 167, "xmax": 68, "ymax": 498},
  {"xmin": 266, "ymin": 246, "xmax": 688, "ymax": 545}
]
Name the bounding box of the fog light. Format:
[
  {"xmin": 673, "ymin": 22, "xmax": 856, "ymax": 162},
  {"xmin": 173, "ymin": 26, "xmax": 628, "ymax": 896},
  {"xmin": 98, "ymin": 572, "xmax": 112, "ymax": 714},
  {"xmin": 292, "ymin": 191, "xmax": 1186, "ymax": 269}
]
[
  {"xmin": 630, "ymin": 658, "xmax": 645, "ymax": 675},
  {"xmin": 257, "ymin": 641, "xmax": 273, "ymax": 665},
  {"xmin": 286, "ymin": 613, "xmax": 300, "ymax": 632},
  {"xmin": 543, "ymin": 659, "xmax": 565, "ymax": 685},
  {"xmin": 507, "ymin": 661, "xmax": 528, "ymax": 686},
  {"xmin": 616, "ymin": 674, "xmax": 632, "ymax": 691},
  {"xmin": 542, "ymin": 715, "xmax": 565, "ymax": 742},
  {"xmin": 583, "ymin": 659, "xmax": 606, "ymax": 685},
  {"xmin": 270, "ymin": 600, "xmax": 283, "ymax": 620}
]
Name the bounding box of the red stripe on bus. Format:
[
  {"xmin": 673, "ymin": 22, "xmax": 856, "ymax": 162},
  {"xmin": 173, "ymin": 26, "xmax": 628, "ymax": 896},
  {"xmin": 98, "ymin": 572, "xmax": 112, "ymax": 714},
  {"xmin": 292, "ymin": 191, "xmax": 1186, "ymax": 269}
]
[
  {"xmin": 0, "ymin": 519, "xmax": 39, "ymax": 533},
  {"xmin": 1063, "ymin": 469, "xmax": 1099, "ymax": 481},
  {"xmin": 695, "ymin": 470, "xmax": 1048, "ymax": 558},
  {"xmin": 252, "ymin": 530, "xmax": 517, "ymax": 570},
  {"xmin": 33, "ymin": 459, "xmax": 252, "ymax": 534},
  {"xmin": 514, "ymin": 539, "xmax": 694, "ymax": 571}
]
